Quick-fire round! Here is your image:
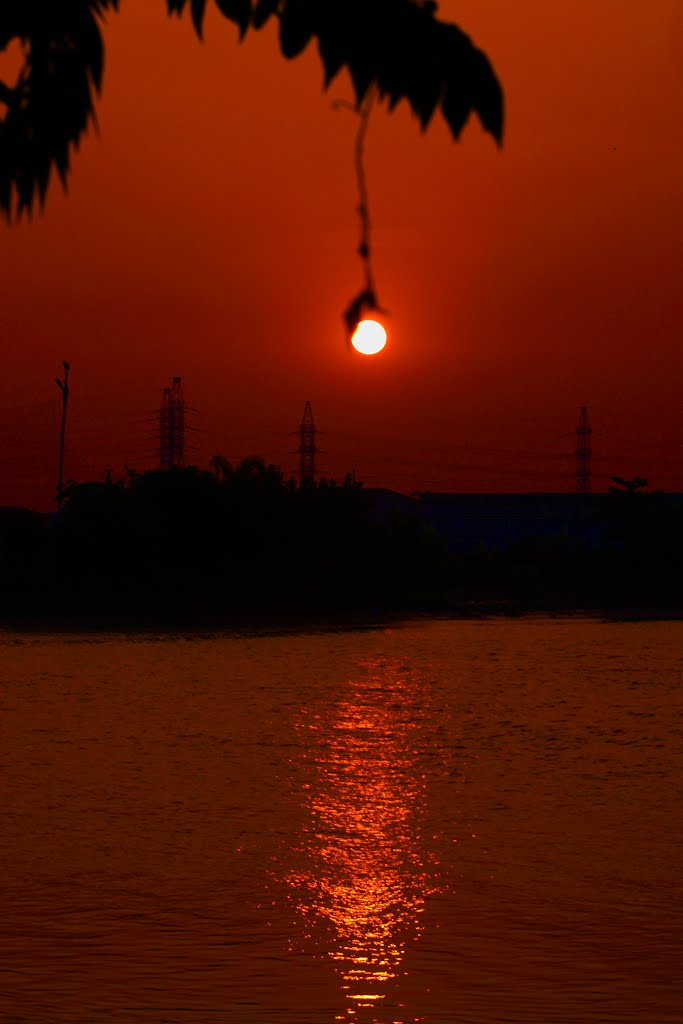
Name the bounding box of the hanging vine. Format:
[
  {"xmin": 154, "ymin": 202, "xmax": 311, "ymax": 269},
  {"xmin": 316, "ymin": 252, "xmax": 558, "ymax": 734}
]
[{"xmin": 338, "ymin": 88, "xmax": 387, "ymax": 341}]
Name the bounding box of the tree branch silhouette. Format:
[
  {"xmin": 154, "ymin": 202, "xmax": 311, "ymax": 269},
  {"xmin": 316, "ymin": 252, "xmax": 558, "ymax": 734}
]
[
  {"xmin": 0, "ymin": 0, "xmax": 503, "ymax": 218},
  {"xmin": 336, "ymin": 91, "xmax": 390, "ymax": 338},
  {"xmin": 355, "ymin": 90, "xmax": 376, "ymax": 299}
]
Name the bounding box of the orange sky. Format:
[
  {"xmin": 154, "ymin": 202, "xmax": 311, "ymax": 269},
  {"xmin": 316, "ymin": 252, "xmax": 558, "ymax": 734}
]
[{"xmin": 2, "ymin": 0, "xmax": 683, "ymax": 509}]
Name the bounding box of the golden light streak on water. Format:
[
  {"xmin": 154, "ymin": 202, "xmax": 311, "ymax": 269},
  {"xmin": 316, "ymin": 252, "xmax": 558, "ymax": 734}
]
[{"xmin": 283, "ymin": 657, "xmax": 438, "ymax": 1021}]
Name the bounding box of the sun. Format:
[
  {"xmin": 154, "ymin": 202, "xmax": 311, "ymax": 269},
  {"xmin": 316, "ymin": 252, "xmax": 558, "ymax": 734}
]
[{"xmin": 351, "ymin": 319, "xmax": 387, "ymax": 355}]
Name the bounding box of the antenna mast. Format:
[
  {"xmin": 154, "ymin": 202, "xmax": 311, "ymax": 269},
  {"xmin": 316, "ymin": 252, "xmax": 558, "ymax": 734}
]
[
  {"xmin": 55, "ymin": 361, "xmax": 70, "ymax": 511},
  {"xmin": 576, "ymin": 405, "xmax": 592, "ymax": 494},
  {"xmin": 298, "ymin": 401, "xmax": 317, "ymax": 486}
]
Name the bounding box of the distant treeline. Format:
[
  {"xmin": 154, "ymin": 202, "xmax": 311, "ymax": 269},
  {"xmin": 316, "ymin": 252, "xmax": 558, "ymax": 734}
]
[
  {"xmin": 1, "ymin": 466, "xmax": 682, "ymax": 622},
  {"xmin": 0, "ymin": 464, "xmax": 447, "ymax": 621}
]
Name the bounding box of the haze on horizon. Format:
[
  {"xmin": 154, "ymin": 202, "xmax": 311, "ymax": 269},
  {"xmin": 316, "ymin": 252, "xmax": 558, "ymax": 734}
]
[{"xmin": 1, "ymin": 0, "xmax": 682, "ymax": 511}]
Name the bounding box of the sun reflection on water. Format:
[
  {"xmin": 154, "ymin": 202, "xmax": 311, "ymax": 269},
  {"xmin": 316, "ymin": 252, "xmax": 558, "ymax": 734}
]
[{"xmin": 283, "ymin": 657, "xmax": 439, "ymax": 1022}]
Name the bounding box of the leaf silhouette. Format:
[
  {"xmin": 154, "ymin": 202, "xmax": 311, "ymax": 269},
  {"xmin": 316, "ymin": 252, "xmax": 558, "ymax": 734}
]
[
  {"xmin": 0, "ymin": 0, "xmax": 119, "ymax": 218},
  {"xmin": 279, "ymin": 0, "xmax": 314, "ymax": 60},
  {"xmin": 166, "ymin": 1, "xmax": 188, "ymax": 18},
  {"xmin": 0, "ymin": 0, "xmax": 503, "ymax": 217},
  {"xmin": 215, "ymin": 0, "xmax": 251, "ymax": 37},
  {"xmin": 342, "ymin": 288, "xmax": 378, "ymax": 337},
  {"xmin": 190, "ymin": 0, "xmax": 207, "ymax": 37},
  {"xmin": 253, "ymin": 0, "xmax": 279, "ymax": 30},
  {"xmin": 317, "ymin": 24, "xmax": 345, "ymax": 87}
]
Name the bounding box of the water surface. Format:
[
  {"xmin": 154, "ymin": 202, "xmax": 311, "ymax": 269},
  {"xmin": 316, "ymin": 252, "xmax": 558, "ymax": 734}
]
[{"xmin": 2, "ymin": 617, "xmax": 682, "ymax": 1022}]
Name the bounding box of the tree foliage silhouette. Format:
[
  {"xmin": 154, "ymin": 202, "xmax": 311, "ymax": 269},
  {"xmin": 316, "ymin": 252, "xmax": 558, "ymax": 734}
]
[{"xmin": 0, "ymin": 0, "xmax": 502, "ymax": 218}]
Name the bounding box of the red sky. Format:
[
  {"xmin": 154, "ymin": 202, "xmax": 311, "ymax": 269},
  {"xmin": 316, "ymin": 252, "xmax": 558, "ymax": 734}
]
[{"xmin": 2, "ymin": 0, "xmax": 683, "ymax": 509}]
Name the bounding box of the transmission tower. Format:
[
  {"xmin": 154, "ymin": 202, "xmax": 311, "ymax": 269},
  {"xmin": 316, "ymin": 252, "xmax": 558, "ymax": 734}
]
[
  {"xmin": 298, "ymin": 400, "xmax": 317, "ymax": 485},
  {"xmin": 54, "ymin": 361, "xmax": 70, "ymax": 510},
  {"xmin": 576, "ymin": 405, "xmax": 592, "ymax": 494},
  {"xmin": 159, "ymin": 376, "xmax": 185, "ymax": 470}
]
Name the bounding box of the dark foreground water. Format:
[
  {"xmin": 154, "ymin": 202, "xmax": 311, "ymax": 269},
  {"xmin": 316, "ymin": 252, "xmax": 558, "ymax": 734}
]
[{"xmin": 1, "ymin": 617, "xmax": 682, "ymax": 1023}]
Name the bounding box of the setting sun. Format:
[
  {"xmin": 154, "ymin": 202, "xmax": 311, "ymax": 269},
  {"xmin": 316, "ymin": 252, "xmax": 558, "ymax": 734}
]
[{"xmin": 351, "ymin": 319, "xmax": 387, "ymax": 356}]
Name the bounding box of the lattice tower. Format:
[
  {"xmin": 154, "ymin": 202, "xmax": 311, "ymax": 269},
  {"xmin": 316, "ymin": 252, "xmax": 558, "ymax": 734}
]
[{"xmin": 159, "ymin": 376, "xmax": 185, "ymax": 470}]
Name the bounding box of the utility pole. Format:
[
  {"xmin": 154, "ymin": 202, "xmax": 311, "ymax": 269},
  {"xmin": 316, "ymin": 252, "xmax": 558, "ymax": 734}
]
[
  {"xmin": 576, "ymin": 405, "xmax": 592, "ymax": 494},
  {"xmin": 298, "ymin": 400, "xmax": 317, "ymax": 486},
  {"xmin": 55, "ymin": 361, "xmax": 70, "ymax": 511}
]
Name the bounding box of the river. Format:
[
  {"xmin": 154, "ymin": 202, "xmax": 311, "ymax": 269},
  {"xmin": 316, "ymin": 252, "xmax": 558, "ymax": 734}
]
[{"xmin": 1, "ymin": 616, "xmax": 682, "ymax": 1023}]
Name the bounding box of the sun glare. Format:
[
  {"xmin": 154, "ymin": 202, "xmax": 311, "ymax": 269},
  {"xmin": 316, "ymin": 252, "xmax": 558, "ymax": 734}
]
[{"xmin": 351, "ymin": 319, "xmax": 387, "ymax": 356}]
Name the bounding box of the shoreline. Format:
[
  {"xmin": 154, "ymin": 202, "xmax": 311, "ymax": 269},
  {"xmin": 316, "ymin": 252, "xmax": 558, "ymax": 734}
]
[{"xmin": 3, "ymin": 596, "xmax": 682, "ymax": 634}]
